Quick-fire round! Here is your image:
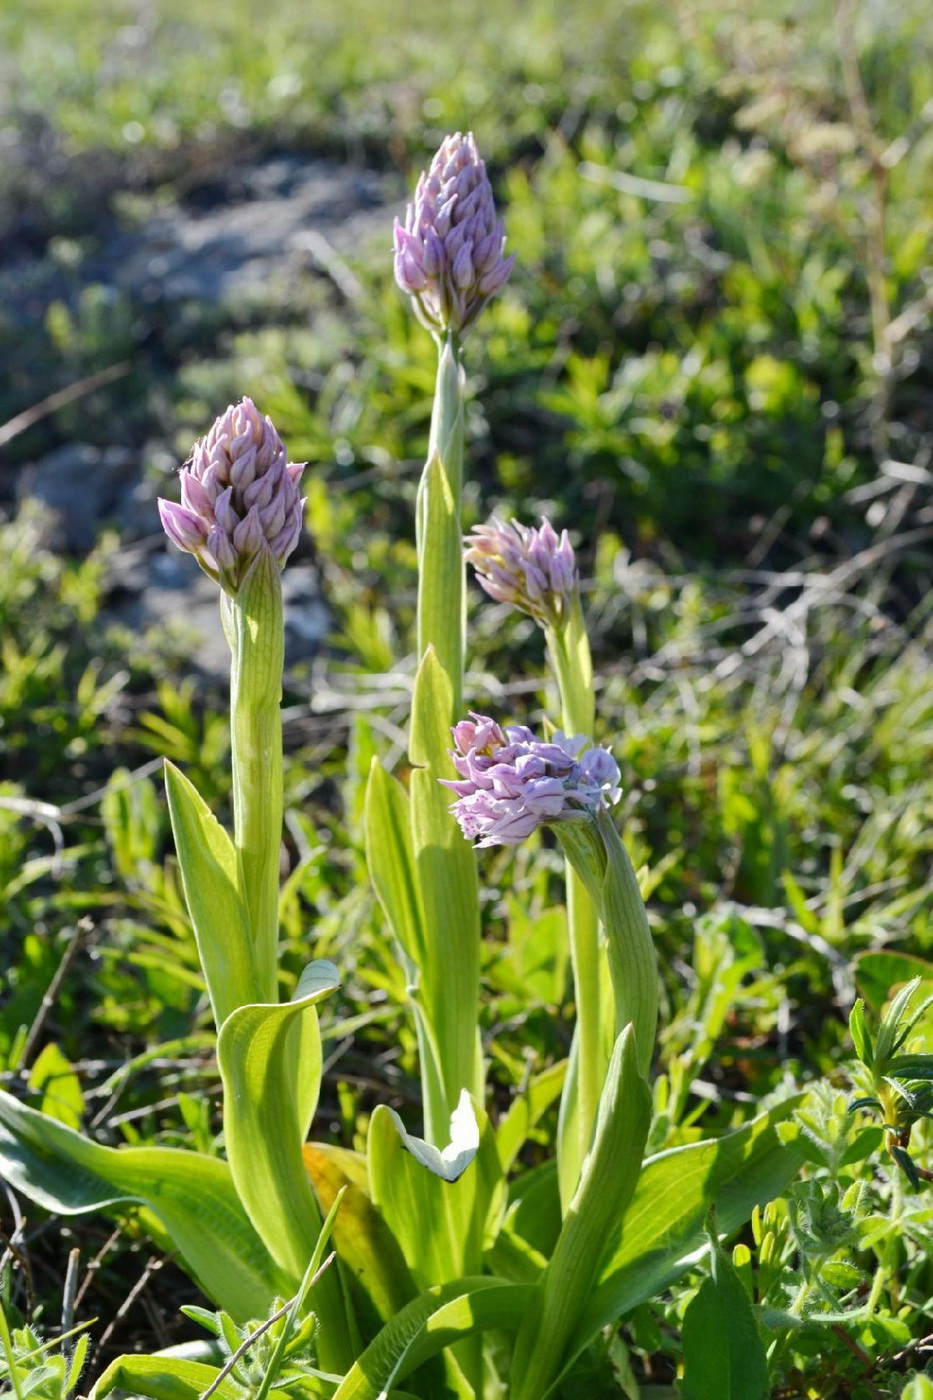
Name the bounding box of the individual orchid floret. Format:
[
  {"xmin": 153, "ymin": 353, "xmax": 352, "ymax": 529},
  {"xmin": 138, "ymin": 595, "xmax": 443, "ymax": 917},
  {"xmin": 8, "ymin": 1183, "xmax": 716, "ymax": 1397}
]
[
  {"xmin": 442, "ymin": 712, "xmax": 621, "ymax": 848},
  {"xmin": 158, "ymin": 397, "xmax": 305, "ymax": 595},
  {"xmin": 464, "ymin": 516, "xmax": 578, "ymax": 629},
  {"xmin": 394, "ymin": 131, "xmax": 515, "ymax": 338}
]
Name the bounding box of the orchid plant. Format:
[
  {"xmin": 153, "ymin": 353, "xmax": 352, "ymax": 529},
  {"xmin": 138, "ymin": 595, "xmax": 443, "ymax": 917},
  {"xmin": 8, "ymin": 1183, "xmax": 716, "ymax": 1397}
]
[{"xmin": 2, "ymin": 131, "xmax": 919, "ymax": 1400}]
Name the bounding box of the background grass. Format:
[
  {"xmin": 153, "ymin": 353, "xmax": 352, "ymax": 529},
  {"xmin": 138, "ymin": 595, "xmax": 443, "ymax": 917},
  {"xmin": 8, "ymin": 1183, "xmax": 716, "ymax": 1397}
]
[{"xmin": 0, "ymin": 0, "xmax": 931, "ymax": 1394}]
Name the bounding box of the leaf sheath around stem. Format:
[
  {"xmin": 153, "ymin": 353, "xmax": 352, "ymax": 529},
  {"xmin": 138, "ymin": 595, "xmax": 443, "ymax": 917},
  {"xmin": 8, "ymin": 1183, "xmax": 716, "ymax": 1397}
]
[{"xmin": 222, "ymin": 546, "xmax": 284, "ymax": 1006}]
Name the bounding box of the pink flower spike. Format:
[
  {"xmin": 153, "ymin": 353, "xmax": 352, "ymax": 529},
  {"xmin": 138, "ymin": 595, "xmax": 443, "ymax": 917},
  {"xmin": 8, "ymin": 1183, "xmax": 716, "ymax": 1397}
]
[
  {"xmin": 157, "ymin": 398, "xmax": 306, "ymax": 595},
  {"xmin": 394, "ymin": 131, "xmax": 514, "ymax": 338},
  {"xmin": 442, "ymin": 714, "xmax": 620, "ymax": 848},
  {"xmin": 464, "ymin": 516, "xmax": 579, "ymax": 629}
]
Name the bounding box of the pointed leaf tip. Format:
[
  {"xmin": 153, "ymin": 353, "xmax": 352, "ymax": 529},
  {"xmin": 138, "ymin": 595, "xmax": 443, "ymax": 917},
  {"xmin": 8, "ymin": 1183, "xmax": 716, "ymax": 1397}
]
[{"xmin": 387, "ymin": 1089, "xmax": 479, "ymax": 1182}]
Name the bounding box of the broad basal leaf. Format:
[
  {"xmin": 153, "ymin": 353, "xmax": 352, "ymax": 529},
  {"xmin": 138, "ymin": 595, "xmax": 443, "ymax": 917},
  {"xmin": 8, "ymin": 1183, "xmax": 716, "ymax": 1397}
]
[{"xmin": 0, "ymin": 1089, "xmax": 286, "ymax": 1321}]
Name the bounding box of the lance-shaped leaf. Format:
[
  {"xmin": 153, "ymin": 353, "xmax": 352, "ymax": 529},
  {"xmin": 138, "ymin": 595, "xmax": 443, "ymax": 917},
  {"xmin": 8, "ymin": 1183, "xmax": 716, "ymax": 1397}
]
[
  {"xmin": 364, "ymin": 760, "xmax": 426, "ymax": 974},
  {"xmin": 216, "ymin": 961, "xmax": 356, "ymax": 1371},
  {"xmin": 222, "ymin": 548, "xmax": 286, "ymax": 1007},
  {"xmin": 164, "ymin": 760, "xmax": 255, "ymax": 1025},
  {"xmin": 568, "ymin": 1096, "xmax": 806, "ymax": 1355},
  {"xmin": 680, "ymin": 1220, "xmax": 770, "ymax": 1400},
  {"xmin": 554, "ymin": 810, "xmax": 657, "ymax": 1083},
  {"xmin": 332, "ymin": 1278, "xmax": 535, "ymax": 1400},
  {"xmin": 597, "ymin": 809, "xmax": 658, "ymax": 1077},
  {"xmin": 511, "ymin": 1025, "xmax": 651, "ymax": 1400},
  {"xmin": 91, "ymin": 1356, "xmax": 254, "ymax": 1400},
  {"xmin": 0, "ymin": 1089, "xmax": 287, "ymax": 1320},
  {"xmin": 416, "ymin": 338, "xmax": 465, "ymax": 704},
  {"xmin": 416, "ymin": 450, "xmax": 462, "ymax": 709}
]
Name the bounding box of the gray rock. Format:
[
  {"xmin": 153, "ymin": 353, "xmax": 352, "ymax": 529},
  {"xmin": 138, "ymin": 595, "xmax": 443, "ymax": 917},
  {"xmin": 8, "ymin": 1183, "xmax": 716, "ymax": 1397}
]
[
  {"xmin": 84, "ymin": 156, "xmax": 394, "ymax": 309},
  {"xmin": 16, "ymin": 443, "xmax": 137, "ymax": 551},
  {"xmin": 105, "ymin": 544, "xmax": 330, "ymax": 682}
]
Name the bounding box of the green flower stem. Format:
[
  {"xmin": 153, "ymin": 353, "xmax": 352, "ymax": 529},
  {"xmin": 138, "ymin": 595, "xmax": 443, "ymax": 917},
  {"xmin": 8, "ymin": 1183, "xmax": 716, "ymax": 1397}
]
[
  {"xmin": 417, "ymin": 332, "xmax": 465, "ymax": 712},
  {"xmin": 547, "ymin": 596, "xmax": 610, "ymax": 1207},
  {"xmin": 556, "ymin": 806, "xmax": 657, "ymax": 1083},
  {"xmin": 222, "ymin": 548, "xmax": 285, "ymax": 1006},
  {"xmin": 410, "ymin": 333, "xmax": 482, "ymax": 1141}
]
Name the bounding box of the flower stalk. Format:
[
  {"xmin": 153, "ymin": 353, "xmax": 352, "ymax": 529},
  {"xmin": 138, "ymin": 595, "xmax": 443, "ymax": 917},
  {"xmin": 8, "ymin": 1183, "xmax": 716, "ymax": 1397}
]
[
  {"xmin": 549, "ymin": 597, "xmax": 610, "ymax": 1206},
  {"xmin": 392, "ymin": 132, "xmax": 514, "ymax": 1144},
  {"xmin": 221, "ymin": 551, "xmax": 284, "ymax": 1003},
  {"xmin": 464, "ymin": 517, "xmax": 613, "ymax": 1203},
  {"xmin": 159, "ymin": 399, "xmax": 305, "ymax": 1003}
]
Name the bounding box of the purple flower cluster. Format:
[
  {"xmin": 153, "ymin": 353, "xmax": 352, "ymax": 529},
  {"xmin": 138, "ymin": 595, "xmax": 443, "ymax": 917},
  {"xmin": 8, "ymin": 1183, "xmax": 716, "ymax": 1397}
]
[
  {"xmin": 442, "ymin": 714, "xmax": 621, "ymax": 848},
  {"xmin": 464, "ymin": 516, "xmax": 577, "ymax": 629},
  {"xmin": 394, "ymin": 131, "xmax": 515, "ymax": 337},
  {"xmin": 158, "ymin": 398, "xmax": 304, "ymax": 594}
]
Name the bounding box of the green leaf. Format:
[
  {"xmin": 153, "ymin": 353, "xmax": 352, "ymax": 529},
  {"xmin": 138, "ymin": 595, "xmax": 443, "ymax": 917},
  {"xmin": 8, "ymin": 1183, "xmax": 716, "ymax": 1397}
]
[
  {"xmin": 887, "ymin": 1054, "xmax": 933, "ymax": 1081},
  {"xmin": 409, "ymin": 643, "xmax": 454, "ymax": 773},
  {"xmin": 901, "ymin": 1377, "xmax": 933, "ymax": 1400},
  {"xmin": 848, "ymin": 999, "xmax": 873, "ymax": 1068},
  {"xmin": 27, "ymin": 1043, "xmax": 84, "ymax": 1130},
  {"xmin": 216, "ymin": 962, "xmax": 337, "ymax": 1281},
  {"xmin": 332, "ymin": 1278, "xmax": 535, "ymax": 1400},
  {"xmin": 0, "ymin": 1089, "xmax": 287, "ymax": 1320},
  {"xmin": 597, "ymin": 809, "xmax": 658, "ymax": 1079},
  {"xmin": 91, "ymin": 1355, "xmax": 248, "ymax": 1400},
  {"xmin": 496, "ymin": 1060, "xmax": 567, "ymax": 1176},
  {"xmin": 368, "ymin": 1098, "xmax": 503, "ymax": 1292},
  {"xmin": 854, "ymin": 950, "xmax": 933, "ymax": 1014},
  {"xmin": 876, "ymin": 978, "xmax": 923, "ymax": 1063},
  {"xmin": 680, "ymin": 1224, "xmax": 769, "ymax": 1400},
  {"xmin": 216, "ymin": 962, "xmax": 357, "ymax": 1373},
  {"xmin": 364, "ymin": 760, "xmax": 426, "ymax": 973},
  {"xmin": 408, "ymin": 647, "xmax": 482, "ymax": 1135},
  {"xmin": 164, "ymin": 759, "xmax": 255, "ymax": 1025},
  {"xmin": 493, "ymin": 1161, "xmax": 562, "ymax": 1280},
  {"xmin": 223, "ymin": 547, "xmax": 285, "ymax": 1006},
  {"xmin": 415, "ymin": 449, "xmax": 461, "ymax": 711},
  {"xmin": 839, "ymin": 1126, "xmax": 884, "ymax": 1166},
  {"xmin": 570, "ymin": 1097, "xmax": 805, "ymax": 1353},
  {"xmin": 303, "ymin": 1143, "xmax": 418, "ymax": 1332},
  {"xmin": 511, "ymin": 1026, "xmax": 651, "ymax": 1400},
  {"xmin": 415, "ymin": 336, "xmax": 465, "ymax": 711}
]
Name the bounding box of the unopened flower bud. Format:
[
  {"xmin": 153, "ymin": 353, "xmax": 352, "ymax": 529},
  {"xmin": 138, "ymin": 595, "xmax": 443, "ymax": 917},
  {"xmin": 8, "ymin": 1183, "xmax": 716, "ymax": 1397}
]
[
  {"xmin": 394, "ymin": 131, "xmax": 515, "ymax": 338},
  {"xmin": 158, "ymin": 398, "xmax": 305, "ymax": 595},
  {"xmin": 464, "ymin": 516, "xmax": 578, "ymax": 629}
]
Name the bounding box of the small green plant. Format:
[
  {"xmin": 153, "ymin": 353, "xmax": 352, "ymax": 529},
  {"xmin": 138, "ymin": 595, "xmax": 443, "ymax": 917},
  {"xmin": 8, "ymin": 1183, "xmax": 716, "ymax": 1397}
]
[{"xmin": 0, "ymin": 1307, "xmax": 90, "ymax": 1400}]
